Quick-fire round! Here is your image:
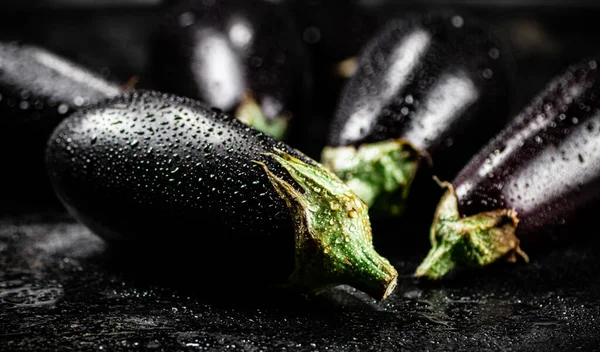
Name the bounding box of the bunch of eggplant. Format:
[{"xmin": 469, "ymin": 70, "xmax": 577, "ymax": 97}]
[{"xmin": 5, "ymin": 0, "xmax": 600, "ymax": 302}]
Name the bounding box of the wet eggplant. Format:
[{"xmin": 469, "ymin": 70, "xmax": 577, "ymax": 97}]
[
  {"xmin": 45, "ymin": 90, "xmax": 397, "ymax": 299},
  {"xmin": 416, "ymin": 58, "xmax": 600, "ymax": 279},
  {"xmin": 321, "ymin": 12, "xmax": 512, "ymax": 216},
  {"xmin": 149, "ymin": 0, "xmax": 310, "ymax": 140},
  {"xmin": 284, "ymin": 0, "xmax": 382, "ymax": 159},
  {"xmin": 0, "ymin": 41, "xmax": 121, "ymax": 210}
]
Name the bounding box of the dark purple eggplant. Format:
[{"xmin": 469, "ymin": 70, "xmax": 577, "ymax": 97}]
[
  {"xmin": 0, "ymin": 41, "xmax": 121, "ymax": 210},
  {"xmin": 45, "ymin": 90, "xmax": 397, "ymax": 299},
  {"xmin": 416, "ymin": 58, "xmax": 600, "ymax": 279},
  {"xmin": 284, "ymin": 0, "xmax": 382, "ymax": 159},
  {"xmin": 321, "ymin": 12, "xmax": 512, "ymax": 216},
  {"xmin": 149, "ymin": 0, "xmax": 310, "ymax": 141}
]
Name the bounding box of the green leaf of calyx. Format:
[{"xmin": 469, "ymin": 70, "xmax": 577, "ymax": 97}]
[
  {"xmin": 254, "ymin": 149, "xmax": 398, "ymax": 300},
  {"xmin": 415, "ymin": 181, "xmax": 528, "ymax": 279},
  {"xmin": 320, "ymin": 138, "xmax": 421, "ymax": 216}
]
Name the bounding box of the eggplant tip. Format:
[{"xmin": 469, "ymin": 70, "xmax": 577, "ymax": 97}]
[
  {"xmin": 416, "ymin": 185, "xmax": 525, "ymax": 279},
  {"xmin": 256, "ymin": 148, "xmax": 398, "ymax": 299}
]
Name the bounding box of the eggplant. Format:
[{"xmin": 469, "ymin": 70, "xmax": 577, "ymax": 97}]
[
  {"xmin": 321, "ymin": 12, "xmax": 512, "ymax": 216},
  {"xmin": 45, "ymin": 90, "xmax": 398, "ymax": 299},
  {"xmin": 284, "ymin": 0, "xmax": 382, "ymax": 159},
  {"xmin": 149, "ymin": 0, "xmax": 310, "ymax": 140},
  {"xmin": 0, "ymin": 41, "xmax": 121, "ymax": 210},
  {"xmin": 415, "ymin": 58, "xmax": 600, "ymax": 279}
]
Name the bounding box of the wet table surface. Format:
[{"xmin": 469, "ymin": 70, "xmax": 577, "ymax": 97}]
[{"xmin": 1, "ymin": 211, "xmax": 600, "ymax": 351}]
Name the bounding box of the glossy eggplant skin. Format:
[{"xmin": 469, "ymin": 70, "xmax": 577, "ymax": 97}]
[
  {"xmin": 0, "ymin": 42, "xmax": 121, "ymax": 211},
  {"xmin": 327, "ymin": 12, "xmax": 512, "ymax": 179},
  {"xmin": 46, "ymin": 90, "xmax": 306, "ymax": 280},
  {"xmin": 453, "ymin": 58, "xmax": 600, "ymax": 246},
  {"xmin": 44, "ymin": 90, "xmax": 400, "ymax": 297},
  {"xmin": 149, "ymin": 0, "xmax": 310, "ymax": 138},
  {"xmin": 0, "ymin": 42, "xmax": 120, "ymax": 122},
  {"xmin": 285, "ymin": 0, "xmax": 382, "ymax": 159},
  {"xmin": 46, "ymin": 91, "xmax": 310, "ymax": 257}
]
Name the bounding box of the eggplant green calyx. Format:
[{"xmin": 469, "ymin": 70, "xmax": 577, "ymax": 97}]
[
  {"xmin": 320, "ymin": 139, "xmax": 421, "ymax": 216},
  {"xmin": 253, "ymin": 149, "xmax": 398, "ymax": 300},
  {"xmin": 236, "ymin": 92, "xmax": 290, "ymax": 140},
  {"xmin": 415, "ymin": 181, "xmax": 528, "ymax": 279}
]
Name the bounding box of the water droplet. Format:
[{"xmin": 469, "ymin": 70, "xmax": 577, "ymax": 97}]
[
  {"xmin": 482, "ymin": 68, "xmax": 493, "ymax": 79},
  {"xmin": 451, "ymin": 15, "xmax": 464, "ymax": 28},
  {"xmin": 348, "ymin": 210, "xmax": 358, "ymax": 218},
  {"xmin": 303, "ymin": 26, "xmax": 321, "ymax": 44},
  {"xmin": 587, "ymin": 123, "xmax": 595, "ymax": 132},
  {"xmin": 178, "ymin": 11, "xmax": 195, "ymax": 27},
  {"xmin": 57, "ymin": 104, "xmax": 69, "ymax": 114},
  {"xmin": 74, "ymin": 96, "xmax": 85, "ymax": 106},
  {"xmin": 488, "ymin": 48, "xmax": 500, "ymax": 59}
]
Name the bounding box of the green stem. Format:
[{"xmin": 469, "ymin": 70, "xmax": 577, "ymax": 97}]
[
  {"xmin": 415, "ymin": 182, "xmax": 528, "ymax": 279},
  {"xmin": 254, "ymin": 149, "xmax": 398, "ymax": 300},
  {"xmin": 320, "ymin": 139, "xmax": 421, "ymax": 216}
]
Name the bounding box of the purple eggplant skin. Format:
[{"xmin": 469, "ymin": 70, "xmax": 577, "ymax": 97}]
[
  {"xmin": 327, "ymin": 12, "xmax": 512, "ymax": 179},
  {"xmin": 0, "ymin": 42, "xmax": 121, "ymax": 211},
  {"xmin": 416, "ymin": 58, "xmax": 600, "ymax": 279},
  {"xmin": 455, "ymin": 58, "xmax": 600, "ymax": 244},
  {"xmin": 284, "ymin": 0, "xmax": 382, "ymax": 159},
  {"xmin": 45, "ymin": 90, "xmax": 398, "ymax": 298},
  {"xmin": 148, "ymin": 0, "xmax": 310, "ymax": 140},
  {"xmin": 45, "ymin": 90, "xmax": 300, "ymax": 284}
]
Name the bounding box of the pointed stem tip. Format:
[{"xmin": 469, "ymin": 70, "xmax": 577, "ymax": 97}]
[
  {"xmin": 257, "ymin": 149, "xmax": 399, "ymax": 300},
  {"xmin": 414, "ymin": 243, "xmax": 457, "ymax": 279},
  {"xmin": 347, "ymin": 254, "xmax": 399, "ymax": 300},
  {"xmin": 415, "ymin": 184, "xmax": 525, "ymax": 279}
]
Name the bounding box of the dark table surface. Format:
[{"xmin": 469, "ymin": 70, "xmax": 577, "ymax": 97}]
[
  {"xmin": 2, "ymin": 211, "xmax": 600, "ymax": 351},
  {"xmin": 3, "ymin": 1, "xmax": 600, "ymax": 351}
]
